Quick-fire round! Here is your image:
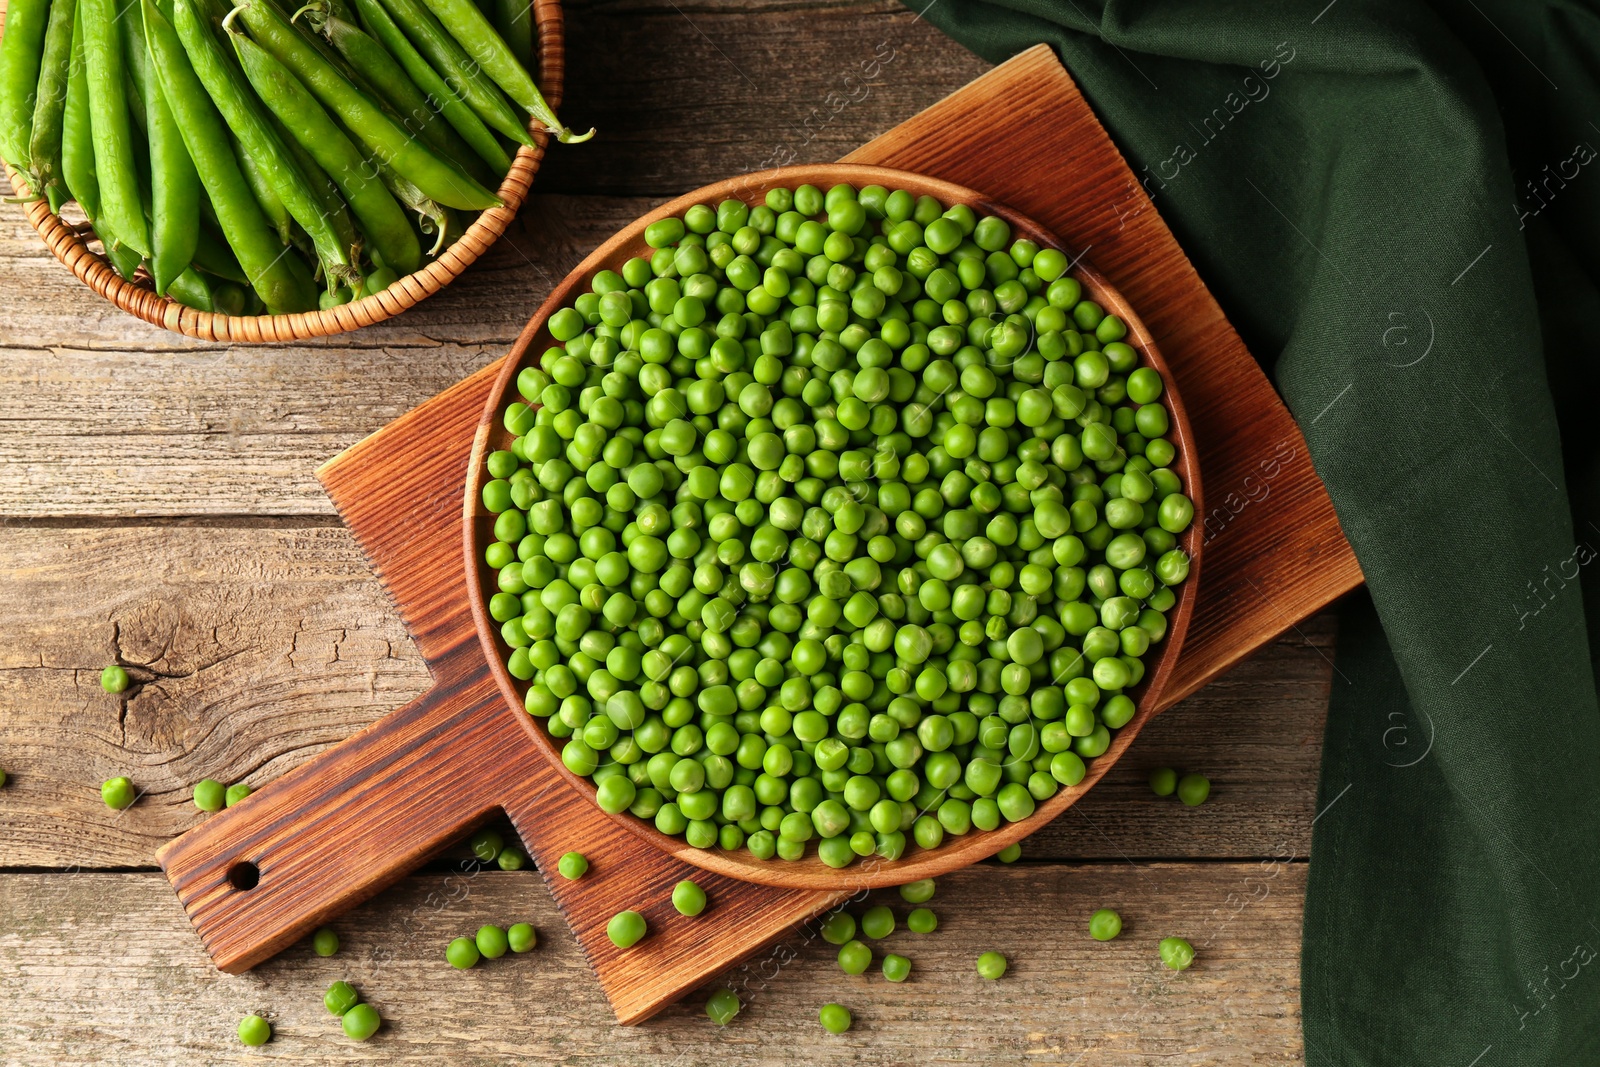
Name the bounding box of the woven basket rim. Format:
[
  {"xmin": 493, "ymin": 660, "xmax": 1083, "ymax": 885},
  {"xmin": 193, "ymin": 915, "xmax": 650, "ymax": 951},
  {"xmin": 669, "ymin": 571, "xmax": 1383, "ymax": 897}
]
[{"xmin": 2, "ymin": 0, "xmax": 566, "ymax": 342}]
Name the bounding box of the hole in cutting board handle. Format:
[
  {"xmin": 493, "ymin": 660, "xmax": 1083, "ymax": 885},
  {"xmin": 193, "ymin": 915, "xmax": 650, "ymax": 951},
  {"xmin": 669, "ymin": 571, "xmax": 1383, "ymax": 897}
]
[{"xmin": 227, "ymin": 861, "xmax": 261, "ymax": 891}]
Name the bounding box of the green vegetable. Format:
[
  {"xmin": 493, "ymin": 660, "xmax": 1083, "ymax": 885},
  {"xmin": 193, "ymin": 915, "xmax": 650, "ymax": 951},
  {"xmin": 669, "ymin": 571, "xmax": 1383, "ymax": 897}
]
[
  {"xmin": 324, "ymin": 980, "xmax": 359, "ymax": 1015},
  {"xmin": 507, "ymin": 922, "xmax": 536, "ymax": 952},
  {"xmin": 860, "ymin": 905, "xmax": 894, "ymax": 940},
  {"xmin": 142, "ymin": 0, "xmax": 317, "ymax": 313},
  {"xmin": 100, "ymin": 665, "xmax": 129, "ymax": 693},
  {"xmin": 1088, "ymin": 908, "xmax": 1121, "ymax": 941},
  {"xmin": 469, "ymin": 828, "xmax": 503, "ymax": 861},
  {"xmin": 80, "ymin": 0, "xmax": 148, "ymax": 252},
  {"xmin": 0, "ymin": 0, "xmax": 51, "ymax": 171},
  {"xmin": 881, "ymin": 953, "xmax": 910, "ymax": 982},
  {"xmin": 672, "ymin": 879, "xmax": 707, "ymax": 916},
  {"xmin": 312, "ymin": 927, "xmax": 340, "ymax": 956},
  {"xmin": 374, "ymin": 0, "xmax": 529, "ymax": 145},
  {"xmin": 606, "ymin": 910, "xmax": 647, "ymax": 949},
  {"xmin": 193, "ymin": 778, "xmax": 226, "ymax": 812},
  {"xmin": 976, "ymin": 950, "xmax": 1007, "ymax": 980},
  {"xmin": 818, "ymin": 1003, "xmax": 852, "ymax": 1034},
  {"xmin": 906, "ymin": 907, "xmax": 936, "ymax": 934},
  {"xmin": 58, "ymin": 4, "xmax": 95, "ymax": 218},
  {"xmin": 411, "ymin": 0, "xmax": 589, "ymax": 142},
  {"xmin": 101, "ymin": 776, "xmax": 135, "ymax": 809},
  {"xmin": 996, "ymin": 842, "xmax": 1021, "ymax": 863},
  {"xmin": 236, "ymin": 1013, "xmax": 271, "ymax": 1046},
  {"xmin": 1159, "ymin": 936, "xmax": 1195, "ymax": 971},
  {"xmin": 341, "ymin": 1002, "xmax": 381, "ymax": 1040},
  {"xmin": 899, "ymin": 879, "xmax": 935, "ymax": 904},
  {"xmin": 446, "ymin": 936, "xmax": 479, "ymax": 968},
  {"xmin": 484, "ymin": 185, "xmax": 1193, "ymax": 868},
  {"xmin": 228, "ymin": 0, "xmax": 500, "ymax": 212},
  {"xmin": 127, "ymin": 0, "xmax": 199, "ymax": 295},
  {"xmin": 25, "ymin": 0, "xmax": 76, "ymax": 209},
  {"xmin": 497, "ymin": 846, "xmax": 527, "ymax": 870},
  {"xmin": 836, "ymin": 939, "xmax": 871, "ymax": 975},
  {"xmin": 0, "ymin": 768, "xmax": 8, "ymax": 787},
  {"xmin": 1177, "ymin": 773, "xmax": 1210, "ymax": 806},
  {"xmin": 1148, "ymin": 767, "xmax": 1177, "ymax": 796},
  {"xmin": 225, "ymin": 782, "xmax": 252, "ymax": 806},
  {"xmin": 705, "ymin": 987, "xmax": 740, "ymax": 1026},
  {"xmin": 476, "ymin": 923, "xmax": 509, "ymax": 959},
  {"xmin": 557, "ymin": 851, "xmax": 588, "ymax": 879},
  {"xmin": 819, "ymin": 910, "xmax": 856, "ymax": 945}
]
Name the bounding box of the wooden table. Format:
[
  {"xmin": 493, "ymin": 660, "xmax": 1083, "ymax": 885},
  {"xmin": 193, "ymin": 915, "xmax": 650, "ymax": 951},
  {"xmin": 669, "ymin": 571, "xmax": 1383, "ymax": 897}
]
[{"xmin": 0, "ymin": 2, "xmax": 1325, "ymax": 1061}]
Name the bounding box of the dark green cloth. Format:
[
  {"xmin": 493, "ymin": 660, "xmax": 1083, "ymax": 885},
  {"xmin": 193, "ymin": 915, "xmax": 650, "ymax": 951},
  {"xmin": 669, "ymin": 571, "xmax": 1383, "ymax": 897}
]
[{"xmin": 910, "ymin": 1, "xmax": 1600, "ymax": 1062}]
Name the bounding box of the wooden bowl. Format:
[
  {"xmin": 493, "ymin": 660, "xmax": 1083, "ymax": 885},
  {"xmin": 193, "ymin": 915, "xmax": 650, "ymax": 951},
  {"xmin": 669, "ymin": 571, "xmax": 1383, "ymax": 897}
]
[
  {"xmin": 466, "ymin": 164, "xmax": 1204, "ymax": 890},
  {"xmin": 0, "ymin": 0, "xmax": 564, "ymax": 342}
]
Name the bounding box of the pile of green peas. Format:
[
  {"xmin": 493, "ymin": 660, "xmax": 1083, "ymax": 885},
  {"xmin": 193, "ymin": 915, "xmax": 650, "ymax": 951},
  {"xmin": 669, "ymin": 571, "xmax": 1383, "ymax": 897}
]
[{"xmin": 481, "ymin": 181, "xmax": 1194, "ymax": 869}]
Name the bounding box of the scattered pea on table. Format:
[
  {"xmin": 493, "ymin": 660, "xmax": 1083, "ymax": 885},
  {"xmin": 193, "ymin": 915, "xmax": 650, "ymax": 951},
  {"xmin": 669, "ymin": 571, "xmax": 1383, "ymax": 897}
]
[
  {"xmin": 976, "ymin": 951, "xmax": 1008, "ymax": 980},
  {"xmin": 312, "ymin": 927, "xmax": 340, "ymax": 957},
  {"xmin": 507, "ymin": 923, "xmax": 537, "ymax": 953},
  {"xmin": 706, "ymin": 987, "xmax": 741, "ymax": 1026},
  {"xmin": 1148, "ymin": 767, "xmax": 1178, "ymax": 796},
  {"xmin": 996, "ymin": 842, "xmax": 1022, "ymax": 863},
  {"xmin": 324, "ymin": 981, "xmax": 359, "ymax": 1016},
  {"xmin": 476, "ymin": 924, "xmax": 510, "ymax": 960},
  {"xmin": 236, "ymin": 1013, "xmax": 271, "ymax": 1047},
  {"xmin": 672, "ymin": 879, "xmax": 708, "ymax": 916},
  {"xmin": 498, "ymin": 846, "xmax": 528, "ymax": 871},
  {"xmin": 342, "ymin": 1002, "xmax": 382, "ymax": 1041},
  {"xmin": 225, "ymin": 783, "xmax": 252, "ymax": 807},
  {"xmin": 100, "ymin": 665, "xmax": 129, "ymax": 694},
  {"xmin": 907, "ymin": 907, "xmax": 937, "ymax": 934},
  {"xmin": 469, "ymin": 829, "xmax": 503, "ymax": 862},
  {"xmin": 101, "ymin": 776, "xmax": 135, "ymax": 810},
  {"xmin": 607, "ymin": 910, "xmax": 647, "ymax": 949},
  {"xmin": 820, "ymin": 909, "xmax": 857, "ymax": 945},
  {"xmin": 818, "ymin": 1003, "xmax": 853, "ymax": 1034},
  {"xmin": 1088, "ymin": 908, "xmax": 1122, "ymax": 941},
  {"xmin": 899, "ymin": 879, "xmax": 936, "ymax": 905},
  {"xmin": 882, "ymin": 953, "xmax": 911, "ymax": 982},
  {"xmin": 1159, "ymin": 936, "xmax": 1196, "ymax": 971},
  {"xmin": 860, "ymin": 905, "xmax": 895, "ymax": 940},
  {"xmin": 557, "ymin": 851, "xmax": 589, "ymax": 879},
  {"xmin": 1177, "ymin": 774, "xmax": 1211, "ymax": 806},
  {"xmin": 446, "ymin": 936, "xmax": 481, "ymax": 969},
  {"xmin": 837, "ymin": 939, "xmax": 872, "ymax": 975},
  {"xmin": 192, "ymin": 778, "xmax": 225, "ymax": 813}
]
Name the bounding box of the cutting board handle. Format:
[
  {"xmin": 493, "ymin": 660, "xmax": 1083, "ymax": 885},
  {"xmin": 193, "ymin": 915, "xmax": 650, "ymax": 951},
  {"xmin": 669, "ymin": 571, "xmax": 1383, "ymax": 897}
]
[{"xmin": 155, "ymin": 660, "xmax": 537, "ymax": 973}]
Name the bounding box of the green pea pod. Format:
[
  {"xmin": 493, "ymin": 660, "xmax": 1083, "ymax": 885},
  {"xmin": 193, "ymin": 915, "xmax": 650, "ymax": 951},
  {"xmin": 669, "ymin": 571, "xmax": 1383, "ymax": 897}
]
[
  {"xmin": 285, "ymin": 132, "xmax": 362, "ymax": 263},
  {"xmin": 165, "ymin": 265, "xmax": 215, "ymax": 310},
  {"xmin": 231, "ymin": 30, "xmax": 420, "ymax": 274},
  {"xmin": 229, "ymin": 0, "xmax": 500, "ymax": 212},
  {"xmin": 375, "ymin": 0, "xmax": 528, "ymax": 146},
  {"xmin": 173, "ymin": 0, "xmax": 354, "ymax": 289},
  {"xmin": 192, "ymin": 222, "xmax": 248, "ymax": 283},
  {"xmin": 92, "ymin": 219, "xmax": 146, "ymax": 280},
  {"xmin": 25, "ymin": 0, "xmax": 74, "ymax": 202},
  {"xmin": 142, "ymin": 0, "xmax": 317, "ymax": 313},
  {"xmin": 492, "ymin": 0, "xmax": 531, "ymax": 75},
  {"xmin": 0, "ymin": 0, "xmax": 51, "ymax": 171},
  {"xmin": 413, "ymin": 0, "xmax": 590, "ymax": 143},
  {"xmin": 347, "ymin": 0, "xmax": 507, "ymax": 174},
  {"xmin": 319, "ymin": 14, "xmax": 489, "ymax": 182},
  {"xmin": 80, "ymin": 0, "xmax": 149, "ymax": 253},
  {"xmin": 58, "ymin": 2, "xmax": 95, "ymax": 218},
  {"xmin": 234, "ymin": 135, "xmax": 293, "ymax": 244}
]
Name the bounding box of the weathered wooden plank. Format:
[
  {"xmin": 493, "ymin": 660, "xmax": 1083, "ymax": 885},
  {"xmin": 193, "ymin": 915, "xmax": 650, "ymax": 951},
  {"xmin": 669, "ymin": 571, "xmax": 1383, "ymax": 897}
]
[
  {"xmin": 0, "ymin": 864, "xmax": 1305, "ymax": 1063},
  {"xmin": 0, "ymin": 522, "xmax": 1332, "ymax": 869}
]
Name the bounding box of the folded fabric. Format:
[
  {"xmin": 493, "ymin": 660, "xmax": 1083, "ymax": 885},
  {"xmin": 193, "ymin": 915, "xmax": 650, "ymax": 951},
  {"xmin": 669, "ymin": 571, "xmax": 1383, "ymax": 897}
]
[{"xmin": 907, "ymin": 1, "xmax": 1600, "ymax": 1062}]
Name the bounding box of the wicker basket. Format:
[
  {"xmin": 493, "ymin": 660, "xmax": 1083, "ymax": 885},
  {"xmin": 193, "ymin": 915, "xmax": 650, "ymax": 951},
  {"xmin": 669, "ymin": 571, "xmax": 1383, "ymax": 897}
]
[{"xmin": 1, "ymin": 0, "xmax": 565, "ymax": 342}]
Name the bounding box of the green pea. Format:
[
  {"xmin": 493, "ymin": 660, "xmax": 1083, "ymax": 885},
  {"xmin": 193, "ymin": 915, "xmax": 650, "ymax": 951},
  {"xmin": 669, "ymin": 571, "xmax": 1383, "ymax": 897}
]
[
  {"xmin": 1177, "ymin": 773, "xmax": 1211, "ymax": 806},
  {"xmin": 976, "ymin": 950, "xmax": 1008, "ymax": 980},
  {"xmin": 446, "ymin": 936, "xmax": 481, "ymax": 969},
  {"xmin": 1159, "ymin": 936, "xmax": 1196, "ymax": 971},
  {"xmin": 819, "ymin": 1003, "xmax": 853, "ymax": 1034},
  {"xmin": 237, "ymin": 1014, "xmax": 271, "ymax": 1046},
  {"xmin": 100, "ymin": 664, "xmax": 130, "ymax": 693},
  {"xmin": 907, "ymin": 907, "xmax": 937, "ymax": 933},
  {"xmin": 882, "ymin": 953, "xmax": 912, "ymax": 982},
  {"xmin": 101, "ymin": 777, "xmax": 135, "ymax": 810},
  {"xmin": 342, "ymin": 1003, "xmax": 381, "ymax": 1041},
  {"xmin": 707, "ymin": 987, "xmax": 741, "ymax": 1026},
  {"xmin": 672, "ymin": 879, "xmax": 708, "ymax": 916},
  {"xmin": 324, "ymin": 980, "xmax": 359, "ymax": 1015},
  {"xmin": 508, "ymin": 923, "xmax": 537, "ymax": 952},
  {"xmin": 312, "ymin": 927, "xmax": 340, "ymax": 957},
  {"xmin": 837, "ymin": 939, "xmax": 872, "ymax": 974},
  {"xmin": 193, "ymin": 778, "xmax": 225, "ymax": 813},
  {"xmin": 476, "ymin": 924, "xmax": 510, "ymax": 960},
  {"xmin": 1089, "ymin": 908, "xmax": 1122, "ymax": 941}
]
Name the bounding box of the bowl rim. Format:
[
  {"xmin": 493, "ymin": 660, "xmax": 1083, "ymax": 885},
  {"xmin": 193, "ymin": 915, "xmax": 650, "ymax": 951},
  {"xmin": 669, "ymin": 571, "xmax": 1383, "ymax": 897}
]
[
  {"xmin": 464, "ymin": 162, "xmax": 1204, "ymax": 890},
  {"xmin": 0, "ymin": 0, "xmax": 565, "ymax": 343}
]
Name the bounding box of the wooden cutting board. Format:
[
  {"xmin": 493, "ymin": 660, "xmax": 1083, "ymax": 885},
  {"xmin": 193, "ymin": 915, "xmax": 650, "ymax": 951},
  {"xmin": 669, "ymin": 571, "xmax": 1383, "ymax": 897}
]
[{"xmin": 156, "ymin": 44, "xmax": 1362, "ymax": 1025}]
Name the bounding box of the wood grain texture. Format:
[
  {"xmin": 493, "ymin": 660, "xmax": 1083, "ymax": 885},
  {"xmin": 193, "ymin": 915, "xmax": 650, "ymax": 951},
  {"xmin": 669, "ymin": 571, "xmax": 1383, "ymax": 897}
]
[
  {"xmin": 466, "ymin": 162, "xmax": 1205, "ymax": 890},
  {"xmin": 0, "ymin": 515, "xmax": 1334, "ymax": 867},
  {"xmin": 843, "ymin": 47, "xmax": 1365, "ymax": 702},
  {"xmin": 0, "ymin": 864, "xmax": 1306, "ymax": 1064}
]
